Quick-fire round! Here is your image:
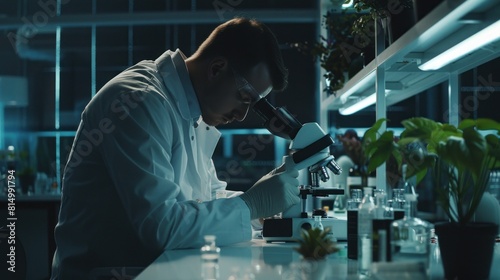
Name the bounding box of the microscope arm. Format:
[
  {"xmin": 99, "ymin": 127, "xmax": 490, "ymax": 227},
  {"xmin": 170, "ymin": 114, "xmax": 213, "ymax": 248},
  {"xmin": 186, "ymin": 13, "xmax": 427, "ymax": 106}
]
[
  {"xmin": 253, "ymin": 98, "xmax": 342, "ymax": 184},
  {"xmin": 253, "ymin": 99, "xmax": 348, "ymax": 237}
]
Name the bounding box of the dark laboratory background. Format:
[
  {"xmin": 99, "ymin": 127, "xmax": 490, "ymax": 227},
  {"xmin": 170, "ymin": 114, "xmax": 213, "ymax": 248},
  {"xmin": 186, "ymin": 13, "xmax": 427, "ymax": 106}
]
[
  {"xmin": 1, "ymin": 0, "xmax": 498, "ymax": 188},
  {"xmin": 0, "ymin": 1, "xmax": 499, "ymax": 279}
]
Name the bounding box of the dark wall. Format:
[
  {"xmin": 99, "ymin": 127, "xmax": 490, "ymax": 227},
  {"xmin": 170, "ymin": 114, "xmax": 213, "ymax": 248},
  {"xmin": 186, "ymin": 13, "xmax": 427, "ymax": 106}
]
[{"xmin": 0, "ymin": 1, "xmax": 319, "ymax": 132}]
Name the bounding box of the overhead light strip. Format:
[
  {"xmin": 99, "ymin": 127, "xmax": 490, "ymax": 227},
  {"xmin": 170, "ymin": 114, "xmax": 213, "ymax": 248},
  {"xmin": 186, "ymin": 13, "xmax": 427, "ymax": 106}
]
[
  {"xmin": 339, "ymin": 90, "xmax": 391, "ymax": 115},
  {"xmin": 339, "ymin": 93, "xmax": 376, "ymax": 115},
  {"xmin": 342, "ymin": 0, "xmax": 354, "ymax": 8},
  {"xmin": 419, "ymin": 20, "xmax": 500, "ymax": 71},
  {"xmin": 339, "ymin": 71, "xmax": 376, "ymax": 103}
]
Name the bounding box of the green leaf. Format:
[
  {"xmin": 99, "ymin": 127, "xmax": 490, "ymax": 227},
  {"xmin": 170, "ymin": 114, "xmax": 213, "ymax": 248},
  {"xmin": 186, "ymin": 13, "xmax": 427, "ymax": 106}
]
[
  {"xmin": 441, "ymin": 124, "xmax": 461, "ymax": 133},
  {"xmin": 414, "ymin": 167, "xmax": 428, "ymax": 185},
  {"xmin": 364, "ymin": 118, "xmax": 387, "ymax": 143},
  {"xmin": 365, "ymin": 130, "xmax": 392, "ymax": 156},
  {"xmin": 400, "ymin": 117, "xmax": 441, "ymax": 139},
  {"xmin": 367, "ymin": 131, "xmax": 395, "ymax": 172},
  {"xmin": 436, "ymin": 128, "xmax": 487, "ymax": 178},
  {"xmin": 406, "ymin": 155, "xmax": 435, "ymax": 184},
  {"xmin": 427, "ymin": 125, "xmax": 462, "ymax": 153},
  {"xmin": 458, "ymin": 119, "xmax": 476, "ymax": 130},
  {"xmin": 460, "ymin": 118, "xmax": 500, "ymax": 132},
  {"xmin": 396, "ymin": 137, "xmax": 419, "ymax": 147}
]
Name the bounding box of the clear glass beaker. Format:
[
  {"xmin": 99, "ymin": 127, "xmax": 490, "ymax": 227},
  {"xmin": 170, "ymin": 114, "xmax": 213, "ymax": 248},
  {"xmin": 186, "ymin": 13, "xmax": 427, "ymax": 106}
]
[{"xmin": 391, "ymin": 194, "xmax": 432, "ymax": 276}]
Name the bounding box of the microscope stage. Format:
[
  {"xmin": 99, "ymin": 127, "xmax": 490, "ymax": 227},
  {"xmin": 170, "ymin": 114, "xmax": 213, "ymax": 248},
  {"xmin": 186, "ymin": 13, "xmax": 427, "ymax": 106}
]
[{"xmin": 262, "ymin": 216, "xmax": 347, "ymax": 242}]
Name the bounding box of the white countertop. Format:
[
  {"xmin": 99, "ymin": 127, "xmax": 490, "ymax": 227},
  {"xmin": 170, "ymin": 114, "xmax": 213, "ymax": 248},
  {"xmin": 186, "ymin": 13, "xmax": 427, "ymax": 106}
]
[{"xmin": 134, "ymin": 238, "xmax": 500, "ymax": 280}]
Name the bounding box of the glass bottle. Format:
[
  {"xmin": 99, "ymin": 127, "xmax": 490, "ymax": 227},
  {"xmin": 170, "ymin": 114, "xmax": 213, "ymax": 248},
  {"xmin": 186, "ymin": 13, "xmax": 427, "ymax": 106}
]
[
  {"xmin": 372, "ymin": 192, "xmax": 394, "ymax": 262},
  {"xmin": 358, "ymin": 187, "xmax": 375, "ymax": 276},
  {"xmin": 373, "ymin": 189, "xmax": 385, "ymax": 205},
  {"xmin": 373, "ymin": 191, "xmax": 391, "ymax": 219},
  {"xmin": 313, "ymin": 215, "xmax": 324, "ymax": 231},
  {"xmin": 347, "ymin": 189, "xmax": 362, "ymax": 259},
  {"xmin": 347, "ymin": 166, "xmax": 361, "ymax": 188},
  {"xmin": 391, "ymin": 194, "xmax": 433, "ymax": 273},
  {"xmin": 200, "ymin": 235, "xmax": 220, "ymax": 280},
  {"xmin": 333, "ymin": 183, "xmax": 346, "ymax": 211},
  {"xmin": 392, "ymin": 188, "xmax": 406, "ymax": 220},
  {"xmin": 401, "ymin": 164, "xmax": 415, "ymax": 194}
]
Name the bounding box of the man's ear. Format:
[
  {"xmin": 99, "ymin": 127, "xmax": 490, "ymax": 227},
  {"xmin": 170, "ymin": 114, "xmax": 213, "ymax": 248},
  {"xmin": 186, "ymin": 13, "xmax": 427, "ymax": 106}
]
[{"xmin": 208, "ymin": 57, "xmax": 228, "ymax": 80}]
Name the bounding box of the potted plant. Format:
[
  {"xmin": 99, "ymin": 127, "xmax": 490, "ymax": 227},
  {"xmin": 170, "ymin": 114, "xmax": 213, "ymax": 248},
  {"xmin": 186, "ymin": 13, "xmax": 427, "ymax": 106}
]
[
  {"xmin": 295, "ymin": 227, "xmax": 339, "ymax": 260},
  {"xmin": 336, "ymin": 126, "xmax": 380, "ymax": 187},
  {"xmin": 365, "ymin": 117, "xmax": 500, "ymax": 279},
  {"xmin": 294, "ymin": 227, "xmax": 339, "ymax": 280}
]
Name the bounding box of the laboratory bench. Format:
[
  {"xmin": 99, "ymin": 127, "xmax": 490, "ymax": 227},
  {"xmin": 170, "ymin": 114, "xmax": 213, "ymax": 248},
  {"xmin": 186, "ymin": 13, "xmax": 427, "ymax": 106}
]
[{"xmin": 135, "ymin": 238, "xmax": 500, "ymax": 280}]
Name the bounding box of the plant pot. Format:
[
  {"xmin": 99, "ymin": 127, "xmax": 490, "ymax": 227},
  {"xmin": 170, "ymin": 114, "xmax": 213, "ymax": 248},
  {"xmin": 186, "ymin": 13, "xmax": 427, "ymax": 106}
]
[
  {"xmin": 434, "ymin": 222, "xmax": 498, "ymax": 280},
  {"xmin": 298, "ymin": 258, "xmax": 328, "ymax": 280}
]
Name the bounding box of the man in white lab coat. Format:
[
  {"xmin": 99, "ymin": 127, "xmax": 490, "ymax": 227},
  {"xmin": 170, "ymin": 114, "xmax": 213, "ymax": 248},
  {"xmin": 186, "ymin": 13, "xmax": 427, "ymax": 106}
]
[{"xmin": 51, "ymin": 17, "xmax": 300, "ymax": 279}]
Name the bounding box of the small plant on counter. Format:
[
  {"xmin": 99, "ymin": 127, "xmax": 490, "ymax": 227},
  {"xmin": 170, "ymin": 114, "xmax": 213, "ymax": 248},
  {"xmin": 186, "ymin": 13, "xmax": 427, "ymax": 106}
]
[{"xmin": 294, "ymin": 227, "xmax": 339, "ymax": 260}]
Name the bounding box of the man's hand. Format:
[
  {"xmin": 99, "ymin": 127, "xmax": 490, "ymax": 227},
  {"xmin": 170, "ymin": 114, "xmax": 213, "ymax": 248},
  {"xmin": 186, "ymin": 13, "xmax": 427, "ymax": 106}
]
[{"xmin": 239, "ymin": 168, "xmax": 300, "ymax": 220}]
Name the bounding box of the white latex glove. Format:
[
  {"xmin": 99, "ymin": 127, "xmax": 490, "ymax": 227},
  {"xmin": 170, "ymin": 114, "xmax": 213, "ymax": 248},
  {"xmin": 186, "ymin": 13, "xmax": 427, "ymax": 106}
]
[{"xmin": 239, "ymin": 167, "xmax": 300, "ymax": 220}]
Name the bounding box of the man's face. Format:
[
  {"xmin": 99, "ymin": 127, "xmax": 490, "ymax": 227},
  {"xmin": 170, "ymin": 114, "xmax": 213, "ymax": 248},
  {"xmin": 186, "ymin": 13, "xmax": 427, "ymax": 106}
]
[{"xmin": 200, "ymin": 60, "xmax": 273, "ymax": 126}]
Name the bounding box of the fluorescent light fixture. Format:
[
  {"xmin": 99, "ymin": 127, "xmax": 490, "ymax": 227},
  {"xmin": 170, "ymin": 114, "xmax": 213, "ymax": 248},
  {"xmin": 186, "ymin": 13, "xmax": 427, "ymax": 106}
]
[
  {"xmin": 339, "ymin": 93, "xmax": 376, "ymax": 115},
  {"xmin": 419, "ymin": 20, "xmax": 500, "ymax": 71},
  {"xmin": 342, "ymin": 0, "xmax": 354, "ymax": 8},
  {"xmin": 339, "ymin": 90, "xmax": 391, "ymax": 115},
  {"xmin": 339, "ymin": 71, "xmax": 376, "ymax": 103}
]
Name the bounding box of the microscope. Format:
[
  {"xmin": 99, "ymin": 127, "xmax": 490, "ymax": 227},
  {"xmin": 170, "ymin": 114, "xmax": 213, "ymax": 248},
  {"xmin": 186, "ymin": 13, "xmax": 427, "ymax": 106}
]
[{"xmin": 253, "ymin": 99, "xmax": 347, "ymax": 242}]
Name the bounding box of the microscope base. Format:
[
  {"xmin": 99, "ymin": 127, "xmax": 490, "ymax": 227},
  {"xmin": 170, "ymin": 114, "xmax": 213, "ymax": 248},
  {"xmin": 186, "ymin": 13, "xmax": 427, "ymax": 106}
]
[{"xmin": 262, "ymin": 217, "xmax": 347, "ymax": 242}]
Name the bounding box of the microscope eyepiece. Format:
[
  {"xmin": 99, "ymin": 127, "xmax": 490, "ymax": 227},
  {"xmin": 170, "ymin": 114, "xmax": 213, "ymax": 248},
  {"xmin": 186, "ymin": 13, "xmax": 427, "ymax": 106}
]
[{"xmin": 252, "ymin": 98, "xmax": 302, "ymax": 140}]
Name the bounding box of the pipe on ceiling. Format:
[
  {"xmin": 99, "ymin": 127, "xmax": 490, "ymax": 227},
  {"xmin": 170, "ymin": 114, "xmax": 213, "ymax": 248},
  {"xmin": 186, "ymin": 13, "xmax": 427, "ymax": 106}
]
[{"xmin": 0, "ymin": 9, "xmax": 317, "ymax": 31}]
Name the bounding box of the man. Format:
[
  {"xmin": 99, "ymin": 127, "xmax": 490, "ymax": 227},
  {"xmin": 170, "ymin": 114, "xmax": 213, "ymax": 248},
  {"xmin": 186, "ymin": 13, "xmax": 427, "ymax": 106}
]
[{"xmin": 51, "ymin": 17, "xmax": 300, "ymax": 279}]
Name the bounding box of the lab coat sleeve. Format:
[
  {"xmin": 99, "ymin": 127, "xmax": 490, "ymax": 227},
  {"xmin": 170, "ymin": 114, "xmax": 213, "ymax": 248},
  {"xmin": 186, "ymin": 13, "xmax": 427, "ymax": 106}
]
[
  {"xmin": 207, "ymin": 165, "xmax": 261, "ymax": 230},
  {"xmin": 208, "ymin": 158, "xmax": 229, "ymax": 198},
  {"xmin": 206, "ymin": 143, "xmax": 245, "ymax": 199},
  {"xmin": 209, "ymin": 162, "xmax": 244, "ymax": 199},
  {"xmin": 91, "ymin": 91, "xmax": 252, "ymax": 251}
]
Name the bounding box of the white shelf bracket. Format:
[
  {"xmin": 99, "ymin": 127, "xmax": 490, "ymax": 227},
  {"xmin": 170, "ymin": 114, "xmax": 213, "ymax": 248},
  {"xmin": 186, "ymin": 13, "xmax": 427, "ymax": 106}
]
[
  {"xmin": 448, "ymin": 72, "xmax": 460, "ymax": 126},
  {"xmin": 375, "ymin": 17, "xmax": 387, "ymax": 193}
]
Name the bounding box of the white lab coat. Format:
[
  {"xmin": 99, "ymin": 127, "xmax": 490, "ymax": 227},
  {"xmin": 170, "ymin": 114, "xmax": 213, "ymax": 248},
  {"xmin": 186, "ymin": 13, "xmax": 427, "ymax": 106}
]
[{"xmin": 51, "ymin": 49, "xmax": 252, "ymax": 279}]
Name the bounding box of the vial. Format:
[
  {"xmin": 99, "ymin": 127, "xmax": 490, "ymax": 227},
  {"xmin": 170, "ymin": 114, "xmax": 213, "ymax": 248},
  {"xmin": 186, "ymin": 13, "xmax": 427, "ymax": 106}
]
[
  {"xmin": 313, "ymin": 215, "xmax": 324, "ymax": 231},
  {"xmin": 200, "ymin": 235, "xmax": 220, "ymax": 280}
]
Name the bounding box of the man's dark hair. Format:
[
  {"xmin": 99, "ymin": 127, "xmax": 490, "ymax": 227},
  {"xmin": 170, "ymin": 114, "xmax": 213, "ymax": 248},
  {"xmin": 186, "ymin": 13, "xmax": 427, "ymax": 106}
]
[{"xmin": 194, "ymin": 17, "xmax": 288, "ymax": 91}]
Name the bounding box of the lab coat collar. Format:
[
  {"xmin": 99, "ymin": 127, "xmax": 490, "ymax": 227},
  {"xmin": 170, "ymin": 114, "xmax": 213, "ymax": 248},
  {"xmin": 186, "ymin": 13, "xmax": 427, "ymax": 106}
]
[{"xmin": 155, "ymin": 49, "xmax": 201, "ymax": 122}]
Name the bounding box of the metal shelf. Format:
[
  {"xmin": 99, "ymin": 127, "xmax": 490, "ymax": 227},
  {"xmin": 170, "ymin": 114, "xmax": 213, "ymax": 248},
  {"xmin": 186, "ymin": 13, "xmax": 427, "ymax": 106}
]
[{"xmin": 321, "ymin": 0, "xmax": 500, "ymax": 112}]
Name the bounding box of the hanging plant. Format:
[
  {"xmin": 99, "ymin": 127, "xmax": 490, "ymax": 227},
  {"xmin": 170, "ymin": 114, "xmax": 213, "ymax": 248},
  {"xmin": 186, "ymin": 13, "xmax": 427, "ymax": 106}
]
[
  {"xmin": 352, "ymin": 0, "xmax": 414, "ymax": 43},
  {"xmin": 291, "ymin": 9, "xmax": 361, "ymax": 95}
]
